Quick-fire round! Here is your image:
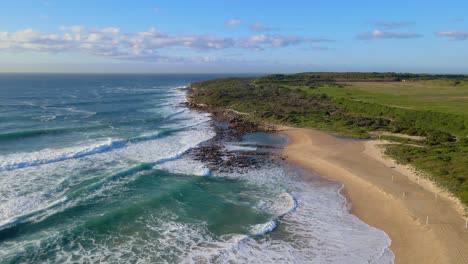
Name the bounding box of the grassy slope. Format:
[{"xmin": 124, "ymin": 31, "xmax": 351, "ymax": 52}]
[
  {"xmin": 303, "ymin": 81, "xmax": 468, "ymax": 116},
  {"xmin": 190, "ymin": 73, "xmax": 468, "ymax": 208}
]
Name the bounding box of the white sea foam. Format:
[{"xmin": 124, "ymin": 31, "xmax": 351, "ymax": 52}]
[
  {"xmin": 149, "ymin": 157, "xmax": 394, "ymax": 263},
  {"xmin": 224, "ymin": 143, "xmax": 257, "ymax": 152},
  {"xmin": 20, "ymin": 213, "xmax": 235, "ymax": 264},
  {"xmin": 0, "ymin": 138, "xmax": 127, "ymax": 172},
  {"xmin": 0, "ymin": 112, "xmax": 212, "ymax": 172},
  {"xmin": 0, "ymin": 90, "xmax": 216, "ymax": 230},
  {"xmin": 60, "ymin": 107, "xmax": 97, "ymax": 118},
  {"xmin": 156, "ymin": 157, "xmax": 211, "ymax": 176},
  {"xmin": 0, "ymin": 118, "xmax": 214, "ymax": 227},
  {"xmin": 1, "ymin": 84, "xmax": 394, "ymax": 263},
  {"xmin": 269, "ymin": 192, "xmax": 298, "ymax": 216},
  {"xmin": 208, "ymin": 165, "xmax": 394, "ymax": 263},
  {"xmin": 0, "ymin": 196, "xmax": 67, "ymax": 230},
  {"xmin": 250, "ymin": 220, "xmax": 277, "ymax": 236},
  {"xmin": 163, "ymin": 108, "xmax": 188, "ymax": 119},
  {"xmin": 32, "ymin": 115, "xmax": 57, "ymax": 122},
  {"xmin": 26, "ymin": 103, "xmax": 98, "ymax": 118}
]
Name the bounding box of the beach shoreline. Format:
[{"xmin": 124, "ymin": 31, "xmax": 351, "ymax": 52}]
[{"xmin": 280, "ymin": 127, "xmax": 468, "ymax": 264}]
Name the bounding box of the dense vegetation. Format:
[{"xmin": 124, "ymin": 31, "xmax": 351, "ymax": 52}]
[
  {"xmin": 253, "ymin": 72, "xmax": 468, "ymax": 85},
  {"xmin": 192, "ymin": 77, "xmax": 391, "ymax": 137},
  {"xmin": 385, "ymin": 139, "xmax": 468, "ymax": 206},
  {"xmin": 190, "ymin": 72, "xmax": 468, "ymax": 208}
]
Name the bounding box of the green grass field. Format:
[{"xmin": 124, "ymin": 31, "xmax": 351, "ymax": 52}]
[
  {"xmin": 312, "ymin": 80, "xmax": 468, "ymax": 208},
  {"xmin": 297, "ymin": 81, "xmax": 468, "ymax": 116},
  {"xmin": 191, "ymin": 73, "xmax": 468, "ymax": 209}
]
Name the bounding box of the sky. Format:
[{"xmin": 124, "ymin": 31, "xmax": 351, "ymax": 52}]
[{"xmin": 0, "ymin": 0, "xmax": 467, "ymax": 73}]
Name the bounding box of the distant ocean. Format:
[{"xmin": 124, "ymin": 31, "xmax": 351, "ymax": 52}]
[{"xmin": 0, "ymin": 74, "xmax": 394, "ymax": 263}]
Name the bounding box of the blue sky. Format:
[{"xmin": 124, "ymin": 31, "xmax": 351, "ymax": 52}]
[{"xmin": 0, "ymin": 0, "xmax": 467, "ymax": 73}]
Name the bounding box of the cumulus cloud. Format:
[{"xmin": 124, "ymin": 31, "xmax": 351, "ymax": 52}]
[
  {"xmin": 240, "ymin": 34, "xmax": 333, "ymax": 50},
  {"xmin": 0, "ymin": 29, "xmax": 75, "ymax": 52},
  {"xmin": 225, "ymin": 19, "xmax": 241, "ymax": 27},
  {"xmin": 358, "ymin": 29, "xmax": 421, "ymax": 39},
  {"xmin": 88, "ymin": 27, "xmax": 121, "ymax": 34},
  {"xmin": 0, "ymin": 26, "xmax": 330, "ymax": 62},
  {"xmin": 436, "ymin": 31, "xmax": 468, "ymax": 41},
  {"xmin": 374, "ymin": 21, "xmax": 414, "ymax": 29}
]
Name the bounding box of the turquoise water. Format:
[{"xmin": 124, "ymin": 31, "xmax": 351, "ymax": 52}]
[{"xmin": 0, "ymin": 74, "xmax": 394, "ymax": 263}]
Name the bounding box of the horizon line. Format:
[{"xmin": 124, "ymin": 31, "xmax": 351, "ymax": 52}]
[{"xmin": 0, "ymin": 71, "xmax": 467, "ymax": 76}]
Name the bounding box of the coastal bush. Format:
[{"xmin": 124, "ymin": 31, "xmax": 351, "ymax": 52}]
[
  {"xmin": 191, "ymin": 78, "xmax": 391, "ymax": 136},
  {"xmin": 385, "ymin": 142, "xmax": 468, "ymax": 207},
  {"xmin": 191, "ymin": 72, "xmax": 468, "ymax": 208}
]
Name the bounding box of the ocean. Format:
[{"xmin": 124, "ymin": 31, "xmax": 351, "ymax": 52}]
[{"xmin": 0, "ymin": 74, "xmax": 394, "ymax": 263}]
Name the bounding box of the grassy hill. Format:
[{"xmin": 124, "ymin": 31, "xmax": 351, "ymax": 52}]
[{"xmin": 190, "ymin": 73, "xmax": 468, "ymax": 209}]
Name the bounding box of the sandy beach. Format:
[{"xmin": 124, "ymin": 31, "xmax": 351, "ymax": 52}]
[{"xmin": 281, "ymin": 127, "xmax": 468, "ymax": 264}]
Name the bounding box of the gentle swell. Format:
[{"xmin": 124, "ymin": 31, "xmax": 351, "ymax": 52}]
[{"xmin": 0, "ymin": 126, "xmax": 103, "ymax": 141}]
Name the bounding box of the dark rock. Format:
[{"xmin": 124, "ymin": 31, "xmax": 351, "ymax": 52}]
[{"xmin": 184, "ymin": 85, "xmax": 283, "ymax": 174}]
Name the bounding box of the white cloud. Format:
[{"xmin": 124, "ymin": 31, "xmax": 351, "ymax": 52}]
[
  {"xmin": 0, "ymin": 29, "xmax": 74, "ymax": 52},
  {"xmin": 358, "ymin": 29, "xmax": 421, "ymax": 39},
  {"xmin": 436, "ymin": 31, "xmax": 468, "ymax": 41},
  {"xmin": 225, "ymin": 19, "xmax": 241, "ymax": 27},
  {"xmin": 0, "ymin": 26, "xmax": 332, "ymax": 62},
  {"xmin": 240, "ymin": 34, "xmax": 333, "ymax": 50},
  {"xmin": 89, "ymin": 27, "xmax": 121, "ymax": 34}
]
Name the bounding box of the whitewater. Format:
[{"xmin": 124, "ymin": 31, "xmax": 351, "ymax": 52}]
[{"xmin": 0, "ymin": 74, "xmax": 394, "ymax": 263}]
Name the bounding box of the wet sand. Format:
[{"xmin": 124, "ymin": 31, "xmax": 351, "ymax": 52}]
[{"xmin": 281, "ymin": 127, "xmax": 468, "ymax": 264}]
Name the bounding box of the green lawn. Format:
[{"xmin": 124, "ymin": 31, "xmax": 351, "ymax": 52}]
[{"xmin": 294, "ymin": 81, "xmax": 468, "ymax": 116}]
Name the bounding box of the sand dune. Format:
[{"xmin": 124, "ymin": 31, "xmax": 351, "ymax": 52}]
[{"xmin": 281, "ymin": 127, "xmax": 468, "ymax": 264}]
